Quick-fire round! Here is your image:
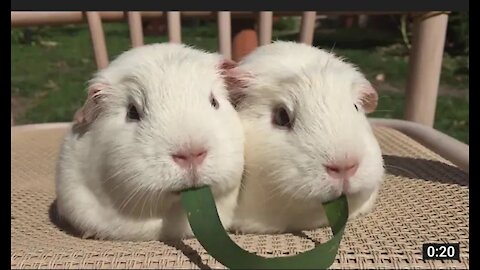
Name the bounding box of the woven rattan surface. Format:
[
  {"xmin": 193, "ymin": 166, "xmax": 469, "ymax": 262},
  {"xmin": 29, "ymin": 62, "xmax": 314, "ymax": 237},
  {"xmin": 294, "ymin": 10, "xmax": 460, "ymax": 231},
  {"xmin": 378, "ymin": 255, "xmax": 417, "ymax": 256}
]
[{"xmin": 11, "ymin": 125, "xmax": 469, "ymax": 269}]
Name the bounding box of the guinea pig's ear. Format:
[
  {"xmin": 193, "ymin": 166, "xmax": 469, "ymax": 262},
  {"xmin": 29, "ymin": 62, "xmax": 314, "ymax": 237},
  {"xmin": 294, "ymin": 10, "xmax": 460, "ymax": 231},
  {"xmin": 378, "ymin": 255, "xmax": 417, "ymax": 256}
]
[
  {"xmin": 73, "ymin": 82, "xmax": 109, "ymax": 126},
  {"xmin": 219, "ymin": 59, "xmax": 253, "ymax": 107},
  {"xmin": 355, "ymin": 81, "xmax": 378, "ymax": 114}
]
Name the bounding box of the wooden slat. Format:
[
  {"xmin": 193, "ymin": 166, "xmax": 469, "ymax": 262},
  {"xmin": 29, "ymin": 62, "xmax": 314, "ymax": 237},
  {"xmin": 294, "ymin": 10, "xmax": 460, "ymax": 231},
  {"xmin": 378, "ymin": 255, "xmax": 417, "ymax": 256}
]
[
  {"xmin": 217, "ymin": 12, "xmax": 232, "ymax": 59},
  {"xmin": 299, "ymin": 11, "xmax": 316, "ymax": 45},
  {"xmin": 258, "ymin": 11, "xmax": 273, "ymax": 46},
  {"xmin": 167, "ymin": 11, "xmax": 182, "ymax": 43},
  {"xmin": 405, "ymin": 12, "xmax": 449, "ymax": 127},
  {"xmin": 86, "ymin": 12, "xmax": 109, "ymax": 70},
  {"xmin": 127, "ymin": 12, "xmax": 144, "ymax": 48}
]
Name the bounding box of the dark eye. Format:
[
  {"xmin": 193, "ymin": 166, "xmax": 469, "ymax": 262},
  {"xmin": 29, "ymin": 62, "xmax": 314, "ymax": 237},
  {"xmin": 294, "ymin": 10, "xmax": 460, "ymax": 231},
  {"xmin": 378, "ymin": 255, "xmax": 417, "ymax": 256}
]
[
  {"xmin": 354, "ymin": 104, "xmax": 359, "ymax": 111},
  {"xmin": 127, "ymin": 104, "xmax": 140, "ymax": 121},
  {"xmin": 210, "ymin": 93, "xmax": 219, "ymax": 109},
  {"xmin": 272, "ymin": 105, "xmax": 293, "ymax": 129}
]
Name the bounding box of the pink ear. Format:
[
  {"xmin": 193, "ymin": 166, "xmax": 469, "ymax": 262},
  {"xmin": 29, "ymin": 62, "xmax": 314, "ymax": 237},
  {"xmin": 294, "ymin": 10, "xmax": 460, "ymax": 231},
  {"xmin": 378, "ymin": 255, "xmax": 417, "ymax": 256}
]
[
  {"xmin": 73, "ymin": 82, "xmax": 109, "ymax": 126},
  {"xmin": 359, "ymin": 84, "xmax": 378, "ymax": 114},
  {"xmin": 87, "ymin": 82, "xmax": 108, "ymax": 103},
  {"xmin": 219, "ymin": 59, "xmax": 237, "ymax": 71},
  {"xmin": 219, "ymin": 59, "xmax": 251, "ymax": 90},
  {"xmin": 73, "ymin": 108, "xmax": 87, "ymax": 124},
  {"xmin": 218, "ymin": 59, "xmax": 252, "ymax": 106}
]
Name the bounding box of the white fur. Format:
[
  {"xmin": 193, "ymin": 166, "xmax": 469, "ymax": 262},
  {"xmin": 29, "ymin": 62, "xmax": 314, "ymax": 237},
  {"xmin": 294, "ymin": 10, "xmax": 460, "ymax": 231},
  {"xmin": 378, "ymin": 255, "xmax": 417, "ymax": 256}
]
[
  {"xmin": 231, "ymin": 41, "xmax": 385, "ymax": 234},
  {"xmin": 55, "ymin": 43, "xmax": 245, "ymax": 241}
]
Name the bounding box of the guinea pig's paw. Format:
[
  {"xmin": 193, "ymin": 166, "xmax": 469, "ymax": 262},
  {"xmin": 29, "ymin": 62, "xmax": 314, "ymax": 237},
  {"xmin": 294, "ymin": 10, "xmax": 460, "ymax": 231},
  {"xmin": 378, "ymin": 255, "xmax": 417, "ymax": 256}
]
[
  {"xmin": 80, "ymin": 229, "xmax": 97, "ymax": 240},
  {"xmin": 182, "ymin": 227, "xmax": 194, "ymax": 239},
  {"xmin": 348, "ymin": 197, "xmax": 378, "ymax": 221},
  {"xmin": 231, "ymin": 220, "xmax": 285, "ymax": 235},
  {"xmin": 348, "ymin": 208, "xmax": 368, "ymax": 221}
]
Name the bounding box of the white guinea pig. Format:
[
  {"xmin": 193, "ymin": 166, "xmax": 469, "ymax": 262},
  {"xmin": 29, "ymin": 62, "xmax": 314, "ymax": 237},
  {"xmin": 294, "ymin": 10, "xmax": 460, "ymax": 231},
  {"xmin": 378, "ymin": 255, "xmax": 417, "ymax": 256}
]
[
  {"xmin": 55, "ymin": 43, "xmax": 245, "ymax": 241},
  {"xmin": 227, "ymin": 41, "xmax": 385, "ymax": 234}
]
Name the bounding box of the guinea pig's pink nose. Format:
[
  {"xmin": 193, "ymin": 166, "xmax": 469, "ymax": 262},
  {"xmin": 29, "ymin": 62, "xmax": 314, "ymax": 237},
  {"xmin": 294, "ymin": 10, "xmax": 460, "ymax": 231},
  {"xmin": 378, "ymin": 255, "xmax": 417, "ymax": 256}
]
[
  {"xmin": 172, "ymin": 148, "xmax": 208, "ymax": 168},
  {"xmin": 324, "ymin": 160, "xmax": 359, "ymax": 180}
]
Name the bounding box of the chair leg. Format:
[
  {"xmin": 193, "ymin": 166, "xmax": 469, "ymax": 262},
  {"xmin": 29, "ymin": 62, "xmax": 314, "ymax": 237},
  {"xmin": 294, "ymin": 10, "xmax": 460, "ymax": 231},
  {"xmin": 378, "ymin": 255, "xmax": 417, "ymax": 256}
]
[{"xmin": 404, "ymin": 12, "xmax": 449, "ymax": 127}]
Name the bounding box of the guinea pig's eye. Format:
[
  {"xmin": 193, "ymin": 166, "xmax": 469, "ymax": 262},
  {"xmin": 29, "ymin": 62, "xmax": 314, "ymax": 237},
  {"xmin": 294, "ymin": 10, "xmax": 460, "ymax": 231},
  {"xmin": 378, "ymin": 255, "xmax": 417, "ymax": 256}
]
[
  {"xmin": 210, "ymin": 93, "xmax": 219, "ymax": 110},
  {"xmin": 127, "ymin": 104, "xmax": 141, "ymax": 121},
  {"xmin": 272, "ymin": 105, "xmax": 293, "ymax": 129},
  {"xmin": 354, "ymin": 104, "xmax": 359, "ymax": 111}
]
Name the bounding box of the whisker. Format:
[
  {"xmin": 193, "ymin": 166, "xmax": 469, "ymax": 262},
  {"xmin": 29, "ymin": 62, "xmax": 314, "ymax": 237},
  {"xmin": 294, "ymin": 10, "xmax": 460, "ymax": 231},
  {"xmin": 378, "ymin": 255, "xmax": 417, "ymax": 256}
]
[
  {"xmin": 263, "ymin": 184, "xmax": 287, "ymax": 204},
  {"xmin": 154, "ymin": 189, "xmax": 161, "ymax": 216},
  {"xmin": 118, "ymin": 186, "xmax": 142, "ymax": 213},
  {"xmin": 148, "ymin": 189, "xmax": 155, "ymax": 218},
  {"xmin": 128, "ymin": 187, "xmax": 146, "ymax": 216},
  {"xmin": 109, "ymin": 172, "xmax": 143, "ymax": 193},
  {"xmin": 102, "ymin": 169, "xmax": 124, "ymax": 185},
  {"xmin": 329, "ymin": 41, "xmax": 337, "ymax": 54},
  {"xmin": 140, "ymin": 187, "xmax": 150, "ymax": 219},
  {"xmin": 279, "ymin": 189, "xmax": 298, "ymax": 215}
]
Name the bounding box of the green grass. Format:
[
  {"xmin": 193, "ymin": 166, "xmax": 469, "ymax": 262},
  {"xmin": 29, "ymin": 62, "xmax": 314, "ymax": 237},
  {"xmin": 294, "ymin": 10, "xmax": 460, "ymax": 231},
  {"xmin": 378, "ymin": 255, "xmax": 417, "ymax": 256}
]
[
  {"xmin": 11, "ymin": 22, "xmax": 468, "ymax": 144},
  {"xmin": 370, "ymin": 93, "xmax": 469, "ymax": 144},
  {"xmin": 274, "ymin": 27, "xmax": 469, "ymax": 89},
  {"xmin": 11, "ymin": 23, "xmax": 219, "ymax": 124}
]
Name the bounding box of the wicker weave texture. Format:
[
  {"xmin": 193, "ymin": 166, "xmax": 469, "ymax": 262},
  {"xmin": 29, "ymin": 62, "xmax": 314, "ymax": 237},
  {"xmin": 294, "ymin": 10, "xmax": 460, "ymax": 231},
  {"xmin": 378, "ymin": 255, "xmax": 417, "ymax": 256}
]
[{"xmin": 11, "ymin": 126, "xmax": 469, "ymax": 269}]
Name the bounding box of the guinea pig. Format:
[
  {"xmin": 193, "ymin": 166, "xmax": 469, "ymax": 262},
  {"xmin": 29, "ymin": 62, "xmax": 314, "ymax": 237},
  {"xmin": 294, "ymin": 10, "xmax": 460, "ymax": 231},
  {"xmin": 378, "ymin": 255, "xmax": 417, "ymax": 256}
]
[
  {"xmin": 55, "ymin": 43, "xmax": 245, "ymax": 241},
  {"xmin": 227, "ymin": 41, "xmax": 385, "ymax": 234}
]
